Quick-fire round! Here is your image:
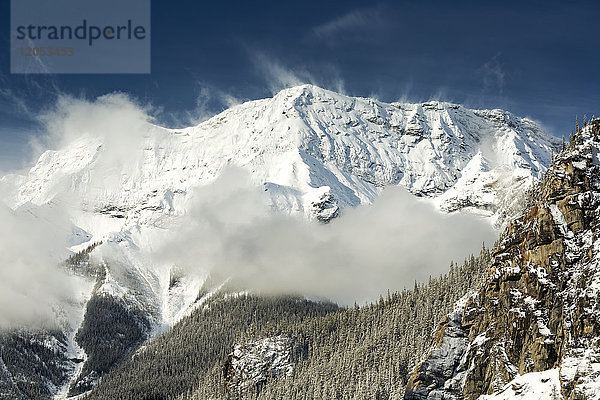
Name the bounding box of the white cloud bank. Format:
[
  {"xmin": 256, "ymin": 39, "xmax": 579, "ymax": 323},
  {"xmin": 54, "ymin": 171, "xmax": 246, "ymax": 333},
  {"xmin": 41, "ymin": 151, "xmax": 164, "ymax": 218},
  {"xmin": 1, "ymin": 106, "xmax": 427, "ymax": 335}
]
[
  {"xmin": 0, "ymin": 202, "xmax": 77, "ymax": 329},
  {"xmin": 155, "ymin": 168, "xmax": 496, "ymax": 305}
]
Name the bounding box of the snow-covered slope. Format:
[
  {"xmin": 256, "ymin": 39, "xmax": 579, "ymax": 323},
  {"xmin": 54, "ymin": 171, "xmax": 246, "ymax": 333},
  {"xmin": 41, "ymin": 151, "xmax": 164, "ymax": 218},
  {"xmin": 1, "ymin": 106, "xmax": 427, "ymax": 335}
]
[
  {"xmin": 1, "ymin": 84, "xmax": 560, "ymax": 329},
  {"xmin": 0, "ymin": 85, "xmax": 561, "ymax": 397},
  {"xmin": 3, "ymin": 85, "xmax": 557, "ymax": 227}
]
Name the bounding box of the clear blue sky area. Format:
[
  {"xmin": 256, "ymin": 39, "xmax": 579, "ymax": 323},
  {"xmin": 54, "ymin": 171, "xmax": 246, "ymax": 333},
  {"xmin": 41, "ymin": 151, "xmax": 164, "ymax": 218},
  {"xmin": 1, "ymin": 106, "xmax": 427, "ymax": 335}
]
[{"xmin": 0, "ymin": 0, "xmax": 598, "ymax": 170}]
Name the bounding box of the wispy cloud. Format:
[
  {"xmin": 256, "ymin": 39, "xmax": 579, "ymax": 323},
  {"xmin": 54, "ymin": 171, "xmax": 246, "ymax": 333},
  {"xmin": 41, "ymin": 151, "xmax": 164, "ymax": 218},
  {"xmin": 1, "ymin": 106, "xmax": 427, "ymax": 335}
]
[
  {"xmin": 312, "ymin": 7, "xmax": 385, "ymax": 38},
  {"xmin": 0, "ymin": 74, "xmax": 64, "ymax": 171},
  {"xmin": 482, "ymin": 53, "xmax": 506, "ymax": 94},
  {"xmin": 250, "ymin": 50, "xmax": 308, "ymax": 93},
  {"xmin": 430, "ymin": 86, "xmax": 454, "ymax": 103},
  {"xmin": 394, "ymin": 79, "xmax": 414, "ymax": 104},
  {"xmin": 0, "ymin": 87, "xmax": 31, "ymax": 115},
  {"xmin": 248, "ymin": 50, "xmax": 345, "ymax": 95},
  {"xmin": 185, "ymin": 84, "xmax": 243, "ymax": 126}
]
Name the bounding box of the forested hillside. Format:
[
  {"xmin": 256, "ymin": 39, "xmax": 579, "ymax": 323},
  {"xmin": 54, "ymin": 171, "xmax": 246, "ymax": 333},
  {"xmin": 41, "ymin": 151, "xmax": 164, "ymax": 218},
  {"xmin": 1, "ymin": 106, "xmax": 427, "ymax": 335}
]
[{"xmin": 84, "ymin": 246, "xmax": 491, "ymax": 400}]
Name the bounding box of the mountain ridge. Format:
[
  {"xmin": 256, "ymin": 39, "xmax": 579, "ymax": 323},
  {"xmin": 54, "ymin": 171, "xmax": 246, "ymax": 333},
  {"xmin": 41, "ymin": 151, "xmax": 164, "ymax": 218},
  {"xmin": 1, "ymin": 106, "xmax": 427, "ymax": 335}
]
[
  {"xmin": 2, "ymin": 84, "xmax": 559, "ymax": 229},
  {"xmin": 0, "ymin": 85, "xmax": 562, "ymax": 398},
  {"xmin": 0, "ymin": 85, "xmax": 561, "ymax": 335}
]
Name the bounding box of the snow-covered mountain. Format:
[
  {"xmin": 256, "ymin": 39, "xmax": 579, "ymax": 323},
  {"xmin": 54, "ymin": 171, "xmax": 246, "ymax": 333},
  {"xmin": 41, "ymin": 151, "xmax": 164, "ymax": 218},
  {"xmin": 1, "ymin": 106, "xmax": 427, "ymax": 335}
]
[
  {"xmin": 1, "ymin": 84, "xmax": 560, "ymax": 320},
  {"xmin": 0, "ymin": 85, "xmax": 561, "ymax": 398},
  {"xmin": 1, "ymin": 85, "xmax": 560, "ymax": 323},
  {"xmin": 3, "ymin": 84, "xmax": 557, "ymax": 226}
]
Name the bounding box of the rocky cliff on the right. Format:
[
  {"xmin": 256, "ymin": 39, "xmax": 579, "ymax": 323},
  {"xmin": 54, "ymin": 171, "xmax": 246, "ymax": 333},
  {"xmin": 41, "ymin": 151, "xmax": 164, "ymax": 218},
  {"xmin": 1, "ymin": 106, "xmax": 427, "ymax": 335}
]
[{"xmin": 405, "ymin": 119, "xmax": 600, "ymax": 400}]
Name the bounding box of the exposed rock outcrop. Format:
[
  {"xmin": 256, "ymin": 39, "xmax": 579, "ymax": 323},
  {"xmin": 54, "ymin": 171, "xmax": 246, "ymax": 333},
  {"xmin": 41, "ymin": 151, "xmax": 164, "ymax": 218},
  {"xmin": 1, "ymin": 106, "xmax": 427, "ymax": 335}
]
[
  {"xmin": 223, "ymin": 336, "xmax": 294, "ymax": 396},
  {"xmin": 405, "ymin": 120, "xmax": 600, "ymax": 399}
]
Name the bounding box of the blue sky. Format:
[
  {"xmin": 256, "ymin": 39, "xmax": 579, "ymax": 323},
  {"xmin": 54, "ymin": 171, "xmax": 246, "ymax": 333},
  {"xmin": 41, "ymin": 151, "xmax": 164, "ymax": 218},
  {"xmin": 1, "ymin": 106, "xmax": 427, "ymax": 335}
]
[{"xmin": 0, "ymin": 0, "xmax": 599, "ymax": 171}]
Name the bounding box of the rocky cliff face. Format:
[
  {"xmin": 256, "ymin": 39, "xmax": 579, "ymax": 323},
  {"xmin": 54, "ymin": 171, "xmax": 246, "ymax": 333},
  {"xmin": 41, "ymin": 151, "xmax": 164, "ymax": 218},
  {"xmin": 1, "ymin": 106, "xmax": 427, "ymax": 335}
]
[
  {"xmin": 405, "ymin": 119, "xmax": 600, "ymax": 400},
  {"xmin": 223, "ymin": 336, "xmax": 294, "ymax": 395}
]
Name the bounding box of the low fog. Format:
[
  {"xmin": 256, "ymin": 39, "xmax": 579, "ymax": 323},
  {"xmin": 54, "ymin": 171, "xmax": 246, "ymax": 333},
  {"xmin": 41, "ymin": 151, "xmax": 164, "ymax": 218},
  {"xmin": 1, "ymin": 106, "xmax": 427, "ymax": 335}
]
[
  {"xmin": 0, "ymin": 94, "xmax": 148, "ymax": 328},
  {"xmin": 39, "ymin": 92, "xmax": 152, "ymax": 154},
  {"xmin": 0, "ymin": 203, "xmax": 77, "ymax": 329},
  {"xmin": 156, "ymin": 168, "xmax": 497, "ymax": 305}
]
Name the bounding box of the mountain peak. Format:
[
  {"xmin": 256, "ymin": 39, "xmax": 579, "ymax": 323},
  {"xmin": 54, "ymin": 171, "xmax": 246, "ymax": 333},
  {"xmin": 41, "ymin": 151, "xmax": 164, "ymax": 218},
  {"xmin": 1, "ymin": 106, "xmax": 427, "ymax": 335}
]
[
  {"xmin": 274, "ymin": 83, "xmax": 341, "ymax": 98},
  {"xmin": 4, "ymin": 87, "xmax": 559, "ymax": 232}
]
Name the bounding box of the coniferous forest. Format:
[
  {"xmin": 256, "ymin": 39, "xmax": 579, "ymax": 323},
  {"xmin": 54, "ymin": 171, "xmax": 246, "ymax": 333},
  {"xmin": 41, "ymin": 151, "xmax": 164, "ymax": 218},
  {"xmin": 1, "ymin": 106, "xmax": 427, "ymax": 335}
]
[{"xmin": 82, "ymin": 246, "xmax": 491, "ymax": 400}]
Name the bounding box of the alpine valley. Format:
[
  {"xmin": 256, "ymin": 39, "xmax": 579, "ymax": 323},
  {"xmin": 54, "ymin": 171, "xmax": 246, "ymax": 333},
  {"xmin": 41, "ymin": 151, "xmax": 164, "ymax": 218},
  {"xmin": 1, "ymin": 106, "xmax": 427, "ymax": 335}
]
[{"xmin": 4, "ymin": 85, "xmax": 600, "ymax": 400}]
